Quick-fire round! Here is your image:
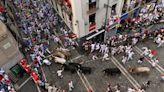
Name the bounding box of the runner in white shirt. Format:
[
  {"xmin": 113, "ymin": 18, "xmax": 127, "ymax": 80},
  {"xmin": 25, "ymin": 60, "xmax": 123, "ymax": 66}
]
[
  {"xmin": 57, "ymin": 69, "xmax": 63, "ymax": 78},
  {"xmin": 142, "ymin": 47, "xmax": 149, "ymax": 56},
  {"xmin": 68, "ymin": 81, "xmax": 74, "ymax": 91},
  {"xmin": 43, "ymin": 59, "xmax": 51, "ymax": 66},
  {"xmin": 127, "ymin": 87, "xmax": 135, "ymax": 92},
  {"xmin": 90, "ymin": 43, "xmax": 96, "ymax": 53},
  {"xmin": 99, "ymin": 44, "xmax": 106, "ymax": 54},
  {"xmin": 104, "ymin": 46, "xmax": 109, "ymax": 54},
  {"xmin": 102, "ymin": 53, "xmax": 109, "ymax": 61},
  {"xmin": 127, "ymin": 51, "xmax": 134, "ymax": 61},
  {"xmin": 95, "ymin": 43, "xmax": 100, "ymax": 51},
  {"xmin": 157, "ymin": 37, "xmax": 164, "ymax": 47},
  {"xmin": 132, "ymin": 37, "xmax": 138, "ymax": 45},
  {"xmin": 122, "ymin": 56, "xmax": 127, "ymax": 64},
  {"xmin": 92, "ymin": 54, "xmax": 98, "ymax": 60},
  {"xmin": 48, "ymin": 85, "xmax": 53, "ymax": 92},
  {"xmin": 111, "ymin": 47, "xmax": 117, "ymax": 56},
  {"xmin": 117, "ymin": 45, "xmax": 124, "ymax": 54}
]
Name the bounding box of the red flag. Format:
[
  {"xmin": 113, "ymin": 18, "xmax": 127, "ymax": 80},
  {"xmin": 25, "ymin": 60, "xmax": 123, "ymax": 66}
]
[{"xmin": 151, "ymin": 50, "xmax": 157, "ymax": 55}]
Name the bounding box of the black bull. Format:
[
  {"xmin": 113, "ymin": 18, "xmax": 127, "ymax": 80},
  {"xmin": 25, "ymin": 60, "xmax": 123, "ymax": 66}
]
[
  {"xmin": 63, "ymin": 63, "xmax": 92, "ymax": 74},
  {"xmin": 63, "ymin": 64, "xmax": 77, "ymax": 73},
  {"xmin": 80, "ymin": 66, "xmax": 92, "ymax": 74},
  {"xmin": 103, "ymin": 68, "xmax": 121, "ymax": 76}
]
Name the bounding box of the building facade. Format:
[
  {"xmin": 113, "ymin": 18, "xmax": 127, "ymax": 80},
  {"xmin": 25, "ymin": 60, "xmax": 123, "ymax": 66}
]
[
  {"xmin": 0, "ymin": 21, "xmax": 23, "ymax": 75},
  {"xmin": 47, "ymin": 0, "xmax": 161, "ymax": 40},
  {"xmin": 48, "ymin": 0, "xmax": 124, "ymax": 38}
]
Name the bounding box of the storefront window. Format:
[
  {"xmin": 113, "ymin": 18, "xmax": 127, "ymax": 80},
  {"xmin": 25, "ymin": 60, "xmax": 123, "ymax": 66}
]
[{"xmin": 10, "ymin": 64, "xmax": 24, "ymax": 77}]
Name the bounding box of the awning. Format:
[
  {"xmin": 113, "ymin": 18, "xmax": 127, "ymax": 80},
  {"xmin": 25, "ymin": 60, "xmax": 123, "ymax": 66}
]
[{"xmin": 86, "ymin": 29, "xmax": 105, "ymax": 40}]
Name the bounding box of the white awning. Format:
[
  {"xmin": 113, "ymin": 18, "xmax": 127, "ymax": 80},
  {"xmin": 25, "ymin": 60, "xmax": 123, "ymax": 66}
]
[{"xmin": 86, "ymin": 29, "xmax": 105, "ymax": 40}]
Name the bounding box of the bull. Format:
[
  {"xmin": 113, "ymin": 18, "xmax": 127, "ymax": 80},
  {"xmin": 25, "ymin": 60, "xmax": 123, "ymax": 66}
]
[
  {"xmin": 53, "ymin": 56, "xmax": 66, "ymax": 64},
  {"xmin": 62, "ymin": 64, "xmax": 77, "ymax": 73},
  {"xmin": 56, "ymin": 47, "xmax": 71, "ymax": 60},
  {"xmin": 79, "ymin": 66, "xmax": 92, "ymax": 74},
  {"xmin": 68, "ymin": 62, "xmax": 82, "ymax": 69},
  {"xmin": 128, "ymin": 67, "xmax": 150, "ymax": 75},
  {"xmin": 103, "ymin": 68, "xmax": 121, "ymax": 76}
]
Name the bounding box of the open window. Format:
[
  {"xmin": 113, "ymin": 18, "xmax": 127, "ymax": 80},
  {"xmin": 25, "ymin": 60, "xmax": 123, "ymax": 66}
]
[
  {"xmin": 89, "ymin": 0, "xmax": 96, "ymax": 10},
  {"xmin": 111, "ymin": 4, "xmax": 117, "ymax": 16},
  {"xmin": 89, "ymin": 13, "xmax": 96, "ymax": 31}
]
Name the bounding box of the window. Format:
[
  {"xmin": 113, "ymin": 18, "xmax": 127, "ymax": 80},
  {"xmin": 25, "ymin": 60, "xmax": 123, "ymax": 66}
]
[
  {"xmin": 89, "ymin": 0, "xmax": 96, "ymax": 3},
  {"xmin": 69, "ymin": 15, "xmax": 72, "ymax": 21},
  {"xmin": 89, "ymin": 0, "xmax": 96, "ymax": 10},
  {"xmin": 89, "ymin": 13, "xmax": 96, "ymax": 24},
  {"xmin": 89, "ymin": 13, "xmax": 96, "ymax": 31},
  {"xmin": 111, "ymin": 4, "xmax": 117, "ymax": 15},
  {"xmin": 122, "ymin": 0, "xmax": 128, "ymax": 14}
]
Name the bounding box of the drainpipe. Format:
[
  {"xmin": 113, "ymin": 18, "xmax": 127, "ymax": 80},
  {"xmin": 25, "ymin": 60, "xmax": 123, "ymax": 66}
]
[{"xmin": 103, "ymin": 0, "xmax": 111, "ymax": 42}]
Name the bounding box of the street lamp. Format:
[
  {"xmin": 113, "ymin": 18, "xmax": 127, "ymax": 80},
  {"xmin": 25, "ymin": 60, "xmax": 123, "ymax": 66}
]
[{"xmin": 103, "ymin": 0, "xmax": 112, "ymax": 42}]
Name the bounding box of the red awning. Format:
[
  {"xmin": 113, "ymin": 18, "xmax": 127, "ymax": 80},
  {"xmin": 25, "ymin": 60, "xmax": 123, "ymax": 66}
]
[
  {"xmin": 89, "ymin": 23, "xmax": 96, "ymax": 32},
  {"xmin": 30, "ymin": 71, "xmax": 39, "ymax": 82}
]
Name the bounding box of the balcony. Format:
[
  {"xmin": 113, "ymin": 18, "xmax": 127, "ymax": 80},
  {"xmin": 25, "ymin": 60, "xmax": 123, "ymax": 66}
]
[
  {"xmin": 87, "ymin": 2, "xmax": 98, "ymax": 14},
  {"xmin": 89, "ymin": 22, "xmax": 96, "ymax": 32}
]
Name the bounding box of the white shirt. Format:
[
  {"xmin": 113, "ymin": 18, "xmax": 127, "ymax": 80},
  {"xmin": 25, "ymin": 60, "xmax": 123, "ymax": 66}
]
[
  {"xmin": 100, "ymin": 44, "xmax": 106, "ymax": 50},
  {"xmin": 96, "ymin": 44, "xmax": 100, "ymax": 50},
  {"xmin": 52, "ymin": 86, "xmax": 58, "ymax": 92},
  {"xmin": 103, "ymin": 53, "xmax": 109, "ymax": 59},
  {"xmin": 91, "ymin": 44, "xmax": 95, "ymax": 50},
  {"xmin": 127, "ymin": 88, "xmax": 135, "ymax": 92},
  {"xmin": 122, "ymin": 56, "xmax": 127, "ymax": 63},
  {"xmin": 68, "ymin": 81, "xmax": 74, "ymax": 88},
  {"xmin": 115, "ymin": 90, "xmax": 120, "ymax": 92},
  {"xmin": 57, "ymin": 70, "xmax": 63, "ymax": 76},
  {"xmin": 119, "ymin": 45, "xmax": 124, "ymax": 51},
  {"xmin": 48, "ymin": 86, "xmax": 53, "ymax": 92},
  {"xmin": 128, "ymin": 52, "xmax": 134, "ymax": 57},
  {"xmin": 43, "ymin": 59, "xmax": 51, "ymax": 65},
  {"xmin": 132, "ymin": 38, "xmax": 138, "ymax": 44}
]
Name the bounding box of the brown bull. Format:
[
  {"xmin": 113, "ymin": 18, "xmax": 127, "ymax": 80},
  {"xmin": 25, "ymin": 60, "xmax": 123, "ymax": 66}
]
[
  {"xmin": 128, "ymin": 67, "xmax": 150, "ymax": 74},
  {"xmin": 53, "ymin": 51, "xmax": 66, "ymax": 59},
  {"xmin": 55, "ymin": 48, "xmax": 71, "ymax": 59}
]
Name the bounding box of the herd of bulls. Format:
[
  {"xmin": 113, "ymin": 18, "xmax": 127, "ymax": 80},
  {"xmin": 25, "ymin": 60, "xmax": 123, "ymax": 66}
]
[
  {"xmin": 63, "ymin": 62, "xmax": 150, "ymax": 76},
  {"xmin": 62, "ymin": 62, "xmax": 121, "ymax": 76}
]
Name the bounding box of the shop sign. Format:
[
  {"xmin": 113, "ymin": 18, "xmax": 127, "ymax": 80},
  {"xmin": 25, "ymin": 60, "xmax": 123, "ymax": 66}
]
[{"xmin": 3, "ymin": 42, "xmax": 11, "ymax": 49}]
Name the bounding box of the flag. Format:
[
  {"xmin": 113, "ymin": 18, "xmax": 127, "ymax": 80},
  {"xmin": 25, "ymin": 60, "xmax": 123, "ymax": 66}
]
[{"xmin": 151, "ymin": 50, "xmax": 157, "ymax": 55}]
